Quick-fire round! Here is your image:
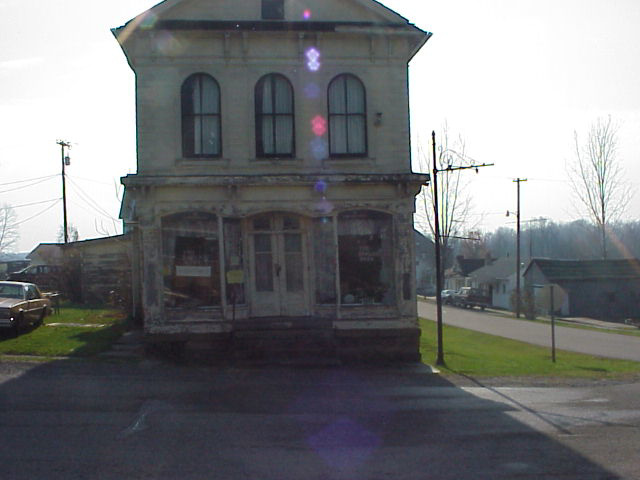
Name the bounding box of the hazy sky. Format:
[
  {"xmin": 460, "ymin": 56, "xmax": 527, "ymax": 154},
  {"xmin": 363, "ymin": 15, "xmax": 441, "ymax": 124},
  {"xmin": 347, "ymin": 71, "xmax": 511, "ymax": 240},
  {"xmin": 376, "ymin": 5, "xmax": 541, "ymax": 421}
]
[{"xmin": 1, "ymin": 0, "xmax": 639, "ymax": 252}]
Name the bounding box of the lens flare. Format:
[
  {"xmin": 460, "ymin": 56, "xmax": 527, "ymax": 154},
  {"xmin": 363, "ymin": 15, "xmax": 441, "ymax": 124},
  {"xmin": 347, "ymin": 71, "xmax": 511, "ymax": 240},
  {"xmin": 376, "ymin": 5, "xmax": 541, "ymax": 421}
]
[
  {"xmin": 140, "ymin": 12, "xmax": 158, "ymax": 30},
  {"xmin": 305, "ymin": 47, "xmax": 321, "ymax": 72},
  {"xmin": 310, "ymin": 138, "xmax": 329, "ymax": 160},
  {"xmin": 314, "ymin": 180, "xmax": 328, "ymax": 194},
  {"xmin": 311, "ymin": 115, "xmax": 327, "ymax": 136},
  {"xmin": 315, "ymin": 197, "xmax": 334, "ymax": 214},
  {"xmin": 116, "ymin": 11, "xmax": 158, "ymax": 44},
  {"xmin": 308, "ymin": 417, "xmax": 381, "ymax": 470},
  {"xmin": 155, "ymin": 32, "xmax": 184, "ymax": 56},
  {"xmin": 303, "ymin": 9, "xmax": 312, "ymax": 20}
]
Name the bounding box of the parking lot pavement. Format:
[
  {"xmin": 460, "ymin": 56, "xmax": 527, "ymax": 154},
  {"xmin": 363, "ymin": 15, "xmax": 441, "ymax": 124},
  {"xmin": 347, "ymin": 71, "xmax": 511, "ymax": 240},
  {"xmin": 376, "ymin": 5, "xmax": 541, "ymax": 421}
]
[{"xmin": 1, "ymin": 360, "xmax": 639, "ymax": 479}]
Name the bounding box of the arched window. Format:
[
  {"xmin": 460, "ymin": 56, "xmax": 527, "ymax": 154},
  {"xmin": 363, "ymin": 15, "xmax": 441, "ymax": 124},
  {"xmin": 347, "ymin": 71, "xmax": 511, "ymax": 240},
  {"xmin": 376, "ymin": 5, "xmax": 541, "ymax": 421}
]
[
  {"xmin": 255, "ymin": 74, "xmax": 295, "ymax": 157},
  {"xmin": 328, "ymin": 74, "xmax": 367, "ymax": 156},
  {"xmin": 181, "ymin": 73, "xmax": 221, "ymax": 157}
]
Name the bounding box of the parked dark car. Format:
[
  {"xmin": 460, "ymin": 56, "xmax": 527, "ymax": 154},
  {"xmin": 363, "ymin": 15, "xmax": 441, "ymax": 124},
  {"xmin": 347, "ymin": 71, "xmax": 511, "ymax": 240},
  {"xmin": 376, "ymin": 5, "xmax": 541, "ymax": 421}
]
[
  {"xmin": 0, "ymin": 281, "xmax": 51, "ymax": 336},
  {"xmin": 7, "ymin": 264, "xmax": 63, "ymax": 292},
  {"xmin": 452, "ymin": 287, "xmax": 491, "ymax": 310}
]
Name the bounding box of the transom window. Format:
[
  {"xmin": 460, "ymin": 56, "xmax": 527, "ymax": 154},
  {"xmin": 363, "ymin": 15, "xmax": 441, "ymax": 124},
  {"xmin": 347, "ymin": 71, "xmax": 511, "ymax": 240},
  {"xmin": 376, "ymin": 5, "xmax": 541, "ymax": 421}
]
[
  {"xmin": 181, "ymin": 73, "xmax": 221, "ymax": 157},
  {"xmin": 255, "ymin": 74, "xmax": 295, "ymax": 157},
  {"xmin": 328, "ymin": 74, "xmax": 367, "ymax": 157}
]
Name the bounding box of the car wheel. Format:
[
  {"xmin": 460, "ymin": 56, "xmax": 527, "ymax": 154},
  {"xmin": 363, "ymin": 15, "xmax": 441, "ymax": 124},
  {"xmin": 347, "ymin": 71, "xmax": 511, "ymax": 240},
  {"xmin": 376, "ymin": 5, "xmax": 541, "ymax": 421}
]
[{"xmin": 12, "ymin": 314, "xmax": 22, "ymax": 338}]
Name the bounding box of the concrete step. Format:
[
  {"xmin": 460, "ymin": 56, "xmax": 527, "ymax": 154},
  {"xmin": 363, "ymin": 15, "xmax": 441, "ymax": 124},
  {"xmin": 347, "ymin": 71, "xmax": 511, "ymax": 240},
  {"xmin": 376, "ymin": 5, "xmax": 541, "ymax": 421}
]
[{"xmin": 232, "ymin": 329, "xmax": 338, "ymax": 363}]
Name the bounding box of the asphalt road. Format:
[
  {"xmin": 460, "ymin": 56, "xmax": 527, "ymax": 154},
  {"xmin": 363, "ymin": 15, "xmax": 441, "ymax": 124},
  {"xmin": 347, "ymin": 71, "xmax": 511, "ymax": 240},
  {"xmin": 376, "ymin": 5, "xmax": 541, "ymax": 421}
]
[
  {"xmin": 419, "ymin": 300, "xmax": 640, "ymax": 362},
  {"xmin": 0, "ymin": 360, "xmax": 639, "ymax": 479}
]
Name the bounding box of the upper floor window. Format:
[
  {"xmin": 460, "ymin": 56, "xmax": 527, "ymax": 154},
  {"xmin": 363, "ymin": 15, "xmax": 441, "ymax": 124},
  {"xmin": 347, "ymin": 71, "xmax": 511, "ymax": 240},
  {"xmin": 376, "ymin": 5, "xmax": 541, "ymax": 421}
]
[
  {"xmin": 328, "ymin": 74, "xmax": 367, "ymax": 157},
  {"xmin": 255, "ymin": 73, "xmax": 295, "ymax": 157},
  {"xmin": 262, "ymin": 0, "xmax": 284, "ymax": 20},
  {"xmin": 181, "ymin": 73, "xmax": 221, "ymax": 157}
]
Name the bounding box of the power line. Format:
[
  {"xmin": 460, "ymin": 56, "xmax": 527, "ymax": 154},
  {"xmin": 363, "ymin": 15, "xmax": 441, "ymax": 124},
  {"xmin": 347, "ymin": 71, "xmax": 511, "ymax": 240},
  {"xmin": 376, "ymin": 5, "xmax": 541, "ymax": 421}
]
[
  {"xmin": 13, "ymin": 200, "xmax": 62, "ymax": 227},
  {"xmin": 0, "ymin": 198, "xmax": 60, "ymax": 210},
  {"xmin": 483, "ymin": 175, "xmax": 567, "ymax": 184},
  {"xmin": 67, "ymin": 174, "xmax": 115, "ymax": 186},
  {"xmin": 66, "ymin": 177, "xmax": 118, "ymax": 221},
  {"xmin": 0, "ymin": 174, "xmax": 58, "ymax": 187},
  {"xmin": 0, "ymin": 176, "xmax": 57, "ymax": 195},
  {"xmin": 68, "ymin": 199, "xmax": 118, "ymax": 222}
]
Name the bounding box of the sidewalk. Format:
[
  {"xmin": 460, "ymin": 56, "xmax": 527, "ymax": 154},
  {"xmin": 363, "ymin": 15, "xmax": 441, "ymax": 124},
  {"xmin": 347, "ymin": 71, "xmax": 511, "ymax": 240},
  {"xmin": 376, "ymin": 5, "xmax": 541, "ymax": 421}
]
[{"xmin": 420, "ymin": 296, "xmax": 639, "ymax": 332}]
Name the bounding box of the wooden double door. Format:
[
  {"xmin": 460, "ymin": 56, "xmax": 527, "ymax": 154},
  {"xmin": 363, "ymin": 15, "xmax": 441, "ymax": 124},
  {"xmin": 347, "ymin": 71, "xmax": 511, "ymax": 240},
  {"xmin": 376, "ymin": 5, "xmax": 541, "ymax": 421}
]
[{"xmin": 249, "ymin": 213, "xmax": 309, "ymax": 317}]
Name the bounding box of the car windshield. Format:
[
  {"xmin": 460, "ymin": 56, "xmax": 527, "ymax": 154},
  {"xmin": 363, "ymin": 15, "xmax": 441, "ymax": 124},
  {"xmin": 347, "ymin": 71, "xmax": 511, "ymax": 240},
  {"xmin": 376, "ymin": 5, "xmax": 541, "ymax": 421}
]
[{"xmin": 0, "ymin": 283, "xmax": 24, "ymax": 299}]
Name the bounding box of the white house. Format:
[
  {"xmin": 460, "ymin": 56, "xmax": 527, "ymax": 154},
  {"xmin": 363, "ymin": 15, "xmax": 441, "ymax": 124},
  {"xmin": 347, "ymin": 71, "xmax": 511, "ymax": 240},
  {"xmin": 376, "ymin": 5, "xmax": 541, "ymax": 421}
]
[{"xmin": 469, "ymin": 257, "xmax": 520, "ymax": 310}]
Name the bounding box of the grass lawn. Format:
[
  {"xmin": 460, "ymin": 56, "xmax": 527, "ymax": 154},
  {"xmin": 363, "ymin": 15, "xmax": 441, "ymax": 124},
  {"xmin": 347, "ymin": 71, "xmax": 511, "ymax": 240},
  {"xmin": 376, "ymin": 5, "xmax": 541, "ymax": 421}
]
[
  {"xmin": 420, "ymin": 317, "xmax": 640, "ymax": 379},
  {"xmin": 0, "ymin": 305, "xmax": 128, "ymax": 358}
]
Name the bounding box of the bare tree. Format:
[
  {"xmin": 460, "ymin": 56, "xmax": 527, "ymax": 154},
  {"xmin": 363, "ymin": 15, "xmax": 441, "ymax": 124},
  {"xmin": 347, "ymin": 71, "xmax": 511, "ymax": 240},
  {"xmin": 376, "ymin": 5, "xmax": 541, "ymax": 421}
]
[
  {"xmin": 568, "ymin": 116, "xmax": 634, "ymax": 259},
  {"xmin": 0, "ymin": 204, "xmax": 19, "ymax": 253},
  {"xmin": 415, "ymin": 125, "xmax": 474, "ymax": 270},
  {"xmin": 459, "ymin": 230, "xmax": 490, "ymax": 259},
  {"xmin": 57, "ymin": 224, "xmax": 79, "ymax": 243}
]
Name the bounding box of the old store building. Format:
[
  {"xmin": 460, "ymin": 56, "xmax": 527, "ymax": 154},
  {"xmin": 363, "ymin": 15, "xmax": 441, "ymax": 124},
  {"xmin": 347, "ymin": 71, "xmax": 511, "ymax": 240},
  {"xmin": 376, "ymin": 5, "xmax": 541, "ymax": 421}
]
[{"xmin": 113, "ymin": 0, "xmax": 430, "ymax": 360}]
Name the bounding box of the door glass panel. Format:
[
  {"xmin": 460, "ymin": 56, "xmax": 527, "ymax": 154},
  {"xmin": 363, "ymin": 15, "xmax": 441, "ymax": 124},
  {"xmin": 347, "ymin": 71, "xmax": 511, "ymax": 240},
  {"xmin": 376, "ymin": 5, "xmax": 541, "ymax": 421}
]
[
  {"xmin": 283, "ymin": 215, "xmax": 300, "ymax": 231},
  {"xmin": 253, "ymin": 216, "xmax": 272, "ymax": 231},
  {"xmin": 254, "ymin": 233, "xmax": 272, "ymax": 252},
  {"xmin": 254, "ymin": 234, "xmax": 274, "ymax": 292},
  {"xmin": 284, "ymin": 233, "xmax": 303, "ymax": 292},
  {"xmin": 284, "ymin": 233, "xmax": 302, "ymax": 252}
]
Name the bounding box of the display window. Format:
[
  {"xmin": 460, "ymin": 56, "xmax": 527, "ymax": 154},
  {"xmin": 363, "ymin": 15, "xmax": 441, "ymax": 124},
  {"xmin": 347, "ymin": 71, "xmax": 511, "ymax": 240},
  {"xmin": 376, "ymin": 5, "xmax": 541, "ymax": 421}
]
[
  {"xmin": 162, "ymin": 212, "xmax": 221, "ymax": 309},
  {"xmin": 338, "ymin": 210, "xmax": 394, "ymax": 305}
]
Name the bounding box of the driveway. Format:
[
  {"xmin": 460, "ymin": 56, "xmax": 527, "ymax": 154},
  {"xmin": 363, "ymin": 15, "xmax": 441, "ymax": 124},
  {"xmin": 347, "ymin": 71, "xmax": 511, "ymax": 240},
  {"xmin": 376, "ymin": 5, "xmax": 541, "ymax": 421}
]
[
  {"xmin": 1, "ymin": 360, "xmax": 639, "ymax": 479},
  {"xmin": 419, "ymin": 300, "xmax": 640, "ymax": 362}
]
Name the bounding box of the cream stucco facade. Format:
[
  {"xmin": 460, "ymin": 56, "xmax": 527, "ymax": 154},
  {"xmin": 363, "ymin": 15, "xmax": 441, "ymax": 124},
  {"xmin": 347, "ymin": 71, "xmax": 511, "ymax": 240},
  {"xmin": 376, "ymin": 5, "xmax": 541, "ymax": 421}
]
[{"xmin": 114, "ymin": 0, "xmax": 430, "ymax": 361}]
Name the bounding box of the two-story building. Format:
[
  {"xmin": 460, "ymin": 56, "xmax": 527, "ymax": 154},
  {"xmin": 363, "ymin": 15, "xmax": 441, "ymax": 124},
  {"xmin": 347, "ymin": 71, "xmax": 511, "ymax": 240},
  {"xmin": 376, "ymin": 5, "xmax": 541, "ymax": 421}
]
[{"xmin": 113, "ymin": 0, "xmax": 430, "ymax": 361}]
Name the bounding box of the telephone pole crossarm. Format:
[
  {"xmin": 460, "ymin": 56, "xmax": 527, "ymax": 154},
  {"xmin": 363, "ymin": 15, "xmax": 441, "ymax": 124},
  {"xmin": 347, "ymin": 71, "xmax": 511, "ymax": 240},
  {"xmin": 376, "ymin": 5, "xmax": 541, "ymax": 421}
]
[{"xmin": 435, "ymin": 163, "xmax": 495, "ymax": 174}]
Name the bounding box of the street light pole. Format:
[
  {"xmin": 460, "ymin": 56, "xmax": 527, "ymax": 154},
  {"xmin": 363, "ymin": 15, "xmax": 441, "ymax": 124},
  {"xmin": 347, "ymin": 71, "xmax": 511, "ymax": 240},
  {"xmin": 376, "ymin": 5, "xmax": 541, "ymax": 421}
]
[
  {"xmin": 432, "ymin": 131, "xmax": 445, "ymax": 366},
  {"xmin": 430, "ymin": 131, "xmax": 494, "ymax": 366},
  {"xmin": 57, "ymin": 140, "xmax": 71, "ymax": 244}
]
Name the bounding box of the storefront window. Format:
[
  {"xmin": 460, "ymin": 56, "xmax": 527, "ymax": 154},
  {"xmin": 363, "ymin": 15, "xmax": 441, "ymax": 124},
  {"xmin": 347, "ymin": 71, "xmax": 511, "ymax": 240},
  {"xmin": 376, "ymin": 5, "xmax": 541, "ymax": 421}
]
[
  {"xmin": 162, "ymin": 212, "xmax": 221, "ymax": 309},
  {"xmin": 338, "ymin": 210, "xmax": 394, "ymax": 305}
]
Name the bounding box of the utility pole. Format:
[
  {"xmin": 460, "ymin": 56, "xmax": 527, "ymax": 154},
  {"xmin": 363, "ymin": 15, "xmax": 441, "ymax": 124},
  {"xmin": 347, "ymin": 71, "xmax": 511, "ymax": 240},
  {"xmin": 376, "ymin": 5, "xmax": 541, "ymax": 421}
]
[
  {"xmin": 513, "ymin": 178, "xmax": 527, "ymax": 318},
  {"xmin": 431, "ymin": 130, "xmax": 494, "ymax": 366},
  {"xmin": 56, "ymin": 140, "xmax": 71, "ymax": 244},
  {"xmin": 432, "ymin": 131, "xmax": 444, "ymax": 366}
]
